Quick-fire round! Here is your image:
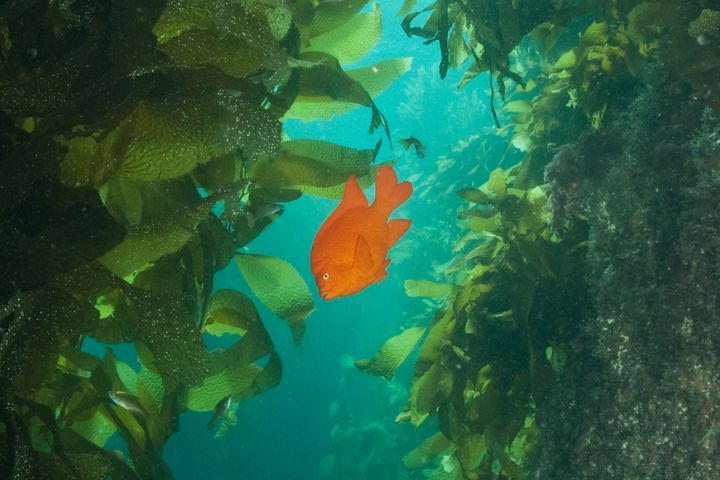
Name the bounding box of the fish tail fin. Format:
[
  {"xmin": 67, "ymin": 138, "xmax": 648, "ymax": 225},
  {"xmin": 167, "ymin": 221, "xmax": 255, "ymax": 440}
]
[{"xmin": 373, "ymin": 165, "xmax": 412, "ymax": 218}]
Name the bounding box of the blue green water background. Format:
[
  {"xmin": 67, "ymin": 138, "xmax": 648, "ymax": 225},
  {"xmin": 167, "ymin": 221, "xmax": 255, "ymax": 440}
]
[{"xmin": 91, "ymin": 1, "xmax": 517, "ymax": 477}]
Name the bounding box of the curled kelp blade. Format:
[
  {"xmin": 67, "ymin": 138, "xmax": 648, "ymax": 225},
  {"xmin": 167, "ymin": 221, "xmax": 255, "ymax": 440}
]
[
  {"xmin": 285, "ymin": 57, "xmax": 412, "ymax": 123},
  {"xmin": 285, "ymin": 52, "xmax": 392, "ymax": 143},
  {"xmin": 185, "ymin": 289, "xmax": 282, "ymax": 414},
  {"xmin": 234, "ymin": 254, "xmax": 315, "ymax": 347},
  {"xmin": 355, "ymin": 326, "xmax": 426, "ymax": 381},
  {"xmin": 248, "ymin": 139, "xmax": 385, "ymax": 199}
]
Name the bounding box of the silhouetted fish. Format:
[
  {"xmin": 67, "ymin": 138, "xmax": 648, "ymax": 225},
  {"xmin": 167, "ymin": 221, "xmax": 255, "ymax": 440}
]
[{"xmin": 398, "ymin": 136, "xmax": 425, "ymax": 158}]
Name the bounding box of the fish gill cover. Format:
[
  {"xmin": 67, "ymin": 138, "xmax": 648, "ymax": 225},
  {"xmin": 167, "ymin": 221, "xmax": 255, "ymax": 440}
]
[{"xmin": 2, "ymin": 0, "xmax": 720, "ymax": 479}]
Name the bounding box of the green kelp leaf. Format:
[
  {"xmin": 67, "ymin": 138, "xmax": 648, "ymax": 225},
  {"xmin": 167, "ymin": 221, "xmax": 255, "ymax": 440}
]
[
  {"xmin": 504, "ymin": 100, "xmax": 532, "ymax": 114},
  {"xmin": 355, "ymin": 326, "xmax": 426, "ymax": 381},
  {"xmin": 249, "ymin": 187, "xmax": 303, "ymax": 204},
  {"xmin": 192, "ymin": 152, "xmax": 242, "ymax": 193},
  {"xmin": 137, "ymin": 364, "xmax": 164, "ymax": 421},
  {"xmin": 185, "ymin": 364, "xmax": 263, "ymax": 411},
  {"xmin": 303, "ymin": 3, "xmax": 381, "ymax": 65},
  {"xmin": 202, "ymin": 289, "xmax": 258, "ymax": 337},
  {"xmin": 448, "ymin": 20, "xmax": 468, "ymax": 69},
  {"xmin": 99, "ymin": 197, "xmax": 215, "ymax": 279},
  {"xmin": 248, "ymin": 140, "xmax": 381, "ymax": 199},
  {"xmin": 307, "ymin": 0, "xmax": 370, "ymax": 37},
  {"xmin": 404, "ymin": 431, "xmax": 452, "ymax": 470},
  {"xmin": 286, "ymin": 57, "xmax": 412, "ymax": 121},
  {"xmin": 186, "ymin": 290, "xmax": 281, "ymax": 410},
  {"xmin": 234, "ymin": 254, "xmax": 314, "ymax": 345},
  {"xmin": 70, "ymin": 409, "xmax": 118, "ymax": 449},
  {"xmin": 467, "ymin": 215, "xmax": 501, "ymax": 234},
  {"xmin": 404, "ymin": 280, "xmax": 454, "ymax": 299},
  {"xmin": 113, "ymin": 92, "xmax": 279, "ymax": 182},
  {"xmin": 348, "ymin": 58, "xmax": 413, "ymax": 96},
  {"xmin": 487, "ymin": 168, "xmax": 508, "ymax": 199},
  {"xmin": 159, "ymin": 29, "xmax": 286, "ymax": 80},
  {"xmin": 116, "ymin": 361, "xmax": 139, "ymax": 396}
]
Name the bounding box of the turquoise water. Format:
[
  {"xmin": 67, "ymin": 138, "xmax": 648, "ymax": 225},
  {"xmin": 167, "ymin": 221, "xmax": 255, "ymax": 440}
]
[{"xmin": 159, "ymin": 2, "xmax": 504, "ymax": 477}]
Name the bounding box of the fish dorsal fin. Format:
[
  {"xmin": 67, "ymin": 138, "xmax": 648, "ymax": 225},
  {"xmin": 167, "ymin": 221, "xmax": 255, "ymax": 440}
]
[
  {"xmin": 353, "ymin": 235, "xmax": 374, "ymax": 271},
  {"xmin": 315, "ymin": 175, "xmax": 368, "ymax": 241},
  {"xmin": 341, "ymin": 175, "xmax": 368, "ymax": 209}
]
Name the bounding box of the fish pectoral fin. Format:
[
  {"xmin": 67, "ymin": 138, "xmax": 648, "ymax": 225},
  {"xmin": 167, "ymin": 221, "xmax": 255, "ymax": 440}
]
[
  {"xmin": 373, "ymin": 269, "xmax": 388, "ymax": 284},
  {"xmin": 353, "ymin": 235, "xmax": 374, "ymax": 272},
  {"xmin": 387, "ymin": 219, "xmax": 411, "ymax": 246}
]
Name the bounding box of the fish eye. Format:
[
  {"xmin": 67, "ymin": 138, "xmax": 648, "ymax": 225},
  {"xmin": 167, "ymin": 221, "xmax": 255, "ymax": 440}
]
[{"xmin": 322, "ymin": 273, "xmax": 330, "ymax": 280}]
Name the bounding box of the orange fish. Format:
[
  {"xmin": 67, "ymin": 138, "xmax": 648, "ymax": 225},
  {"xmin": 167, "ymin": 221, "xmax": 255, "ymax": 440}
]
[{"xmin": 311, "ymin": 165, "xmax": 412, "ymax": 300}]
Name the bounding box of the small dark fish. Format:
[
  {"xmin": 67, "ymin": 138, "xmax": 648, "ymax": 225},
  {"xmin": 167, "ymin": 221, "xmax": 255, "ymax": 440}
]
[
  {"xmin": 208, "ymin": 395, "xmax": 232, "ymax": 430},
  {"xmin": 108, "ymin": 391, "xmax": 148, "ymax": 418},
  {"xmin": 246, "ymin": 203, "xmax": 283, "ymax": 229},
  {"xmin": 399, "ymin": 136, "xmax": 425, "ymax": 158}
]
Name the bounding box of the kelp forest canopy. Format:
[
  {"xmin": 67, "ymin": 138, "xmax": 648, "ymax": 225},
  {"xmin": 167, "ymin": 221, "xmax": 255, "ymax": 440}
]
[
  {"xmin": 1, "ymin": 1, "xmax": 720, "ymax": 480},
  {"xmin": 0, "ymin": 0, "xmax": 408, "ymax": 478}
]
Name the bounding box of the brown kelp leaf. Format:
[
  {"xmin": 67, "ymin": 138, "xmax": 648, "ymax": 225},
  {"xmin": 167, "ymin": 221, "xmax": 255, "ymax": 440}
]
[
  {"xmin": 355, "ymin": 326, "xmax": 426, "ymax": 381},
  {"xmin": 400, "ymin": 362, "xmax": 442, "ymax": 427},
  {"xmin": 415, "ymin": 309, "xmax": 454, "ymax": 372},
  {"xmin": 289, "ymin": 52, "xmax": 371, "ymax": 106},
  {"xmin": 154, "ymin": 0, "xmax": 290, "ymax": 83},
  {"xmin": 404, "ymin": 280, "xmax": 454, "ymax": 299},
  {"xmin": 234, "ymin": 254, "xmax": 314, "ymax": 346},
  {"xmin": 283, "ymin": 52, "xmax": 390, "ymax": 139},
  {"xmin": 456, "ymin": 434, "xmax": 487, "ymax": 472},
  {"xmin": 285, "ymin": 57, "xmax": 412, "ymax": 121},
  {"xmin": 58, "ymin": 135, "xmax": 121, "ymax": 188},
  {"xmin": 403, "ymin": 431, "xmax": 452, "ymax": 470},
  {"xmin": 456, "ymin": 187, "xmax": 492, "ymax": 204},
  {"xmin": 303, "ymin": 3, "xmax": 381, "ymax": 65},
  {"xmin": 0, "ymin": 184, "xmax": 124, "ymax": 296},
  {"xmin": 248, "ymin": 139, "xmax": 382, "ymax": 199},
  {"xmin": 114, "ymin": 92, "xmax": 279, "ymax": 181},
  {"xmin": 249, "ymin": 187, "xmax": 303, "ymax": 204},
  {"xmin": 126, "ymin": 289, "xmax": 211, "ymax": 393},
  {"xmin": 98, "ymin": 197, "xmax": 215, "ymax": 279}
]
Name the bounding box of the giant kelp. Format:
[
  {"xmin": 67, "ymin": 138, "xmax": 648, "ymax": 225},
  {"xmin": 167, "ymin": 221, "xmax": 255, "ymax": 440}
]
[
  {"xmin": 361, "ymin": 1, "xmax": 720, "ymax": 479},
  {"xmin": 0, "ymin": 1, "xmax": 405, "ymax": 478}
]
